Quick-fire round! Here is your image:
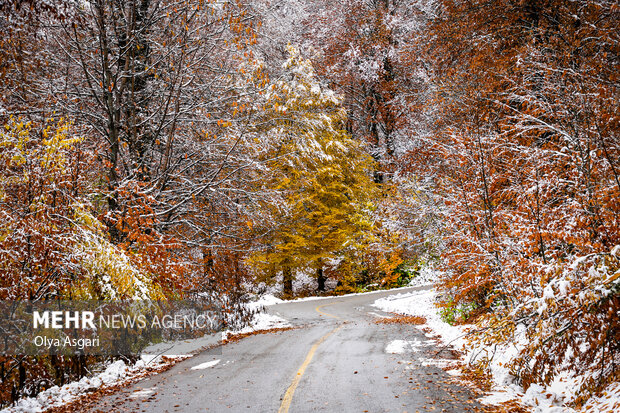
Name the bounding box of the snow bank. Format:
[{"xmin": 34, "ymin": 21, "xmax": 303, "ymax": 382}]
[
  {"xmin": 222, "ymin": 312, "xmax": 290, "ymax": 340},
  {"xmin": 245, "ymin": 293, "xmax": 285, "ymax": 310},
  {"xmin": 2, "ymin": 356, "xmax": 183, "ymax": 413},
  {"xmin": 373, "ymin": 288, "xmax": 466, "ymax": 349}
]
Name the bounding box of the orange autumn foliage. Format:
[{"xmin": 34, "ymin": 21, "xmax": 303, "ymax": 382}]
[{"xmin": 412, "ymin": 0, "xmax": 620, "ymax": 401}]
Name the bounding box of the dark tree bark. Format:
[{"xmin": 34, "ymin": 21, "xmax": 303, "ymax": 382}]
[
  {"xmin": 317, "ymin": 267, "xmax": 326, "ymax": 292},
  {"xmin": 283, "ymin": 265, "xmax": 293, "ymax": 296}
]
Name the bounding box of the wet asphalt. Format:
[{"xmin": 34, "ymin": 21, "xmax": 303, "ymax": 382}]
[{"xmin": 86, "ymin": 286, "xmax": 485, "ymax": 413}]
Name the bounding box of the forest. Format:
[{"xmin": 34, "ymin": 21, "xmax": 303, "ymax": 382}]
[{"xmin": 0, "ymin": 0, "xmax": 618, "ymax": 409}]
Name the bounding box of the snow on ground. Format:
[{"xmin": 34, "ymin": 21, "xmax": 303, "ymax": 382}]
[
  {"xmin": 244, "ymin": 265, "xmax": 439, "ymax": 307},
  {"xmin": 245, "ymin": 293, "xmax": 285, "ymax": 310},
  {"xmin": 406, "ymin": 266, "xmax": 438, "ymax": 287},
  {"xmin": 372, "ymin": 285, "xmax": 620, "ymax": 413},
  {"xmin": 386, "ymin": 339, "xmax": 409, "ymax": 354},
  {"xmin": 222, "ymin": 311, "xmax": 291, "ymax": 340},
  {"xmin": 8, "ymin": 277, "xmax": 615, "ymax": 412},
  {"xmin": 372, "ymin": 288, "xmax": 531, "ymax": 408}
]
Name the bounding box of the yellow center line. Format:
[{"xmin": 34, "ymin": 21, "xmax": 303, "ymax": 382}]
[
  {"xmin": 278, "ymin": 304, "xmax": 344, "ymax": 413},
  {"xmin": 315, "ymin": 303, "xmax": 343, "ymax": 320}
]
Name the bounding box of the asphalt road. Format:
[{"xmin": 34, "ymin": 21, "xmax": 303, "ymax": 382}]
[{"xmin": 87, "ymin": 286, "xmax": 485, "ymax": 413}]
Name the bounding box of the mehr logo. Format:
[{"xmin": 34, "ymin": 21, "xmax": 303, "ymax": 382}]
[
  {"xmin": 33, "ymin": 311, "xmax": 96, "ymax": 329},
  {"xmin": 32, "ymin": 310, "xmax": 221, "ymax": 330}
]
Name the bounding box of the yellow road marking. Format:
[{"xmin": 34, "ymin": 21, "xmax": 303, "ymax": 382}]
[
  {"xmin": 315, "ymin": 303, "xmax": 343, "ymax": 320},
  {"xmin": 278, "ymin": 304, "xmax": 344, "ymax": 413}
]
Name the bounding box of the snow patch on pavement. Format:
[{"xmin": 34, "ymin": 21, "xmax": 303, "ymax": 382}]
[
  {"xmin": 129, "ymin": 387, "xmax": 156, "ymax": 399},
  {"xmin": 445, "ymin": 368, "xmax": 462, "ymax": 377},
  {"xmin": 368, "ymin": 311, "xmax": 390, "ymax": 318},
  {"xmin": 420, "ymin": 358, "xmax": 453, "ymax": 368},
  {"xmin": 190, "ymin": 359, "xmax": 220, "ymax": 370},
  {"xmin": 385, "ymin": 339, "xmax": 423, "ymax": 354}
]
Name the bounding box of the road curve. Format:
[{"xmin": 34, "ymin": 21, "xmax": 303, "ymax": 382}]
[{"xmin": 86, "ymin": 287, "xmax": 484, "ymax": 412}]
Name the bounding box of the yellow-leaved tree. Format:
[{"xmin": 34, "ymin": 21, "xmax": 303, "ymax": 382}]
[{"xmin": 249, "ymin": 46, "xmax": 377, "ymax": 295}]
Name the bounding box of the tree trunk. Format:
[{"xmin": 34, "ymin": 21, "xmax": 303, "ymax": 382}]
[
  {"xmin": 282, "ymin": 265, "xmax": 293, "ymax": 296},
  {"xmin": 317, "ymin": 267, "xmax": 326, "ymax": 292}
]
